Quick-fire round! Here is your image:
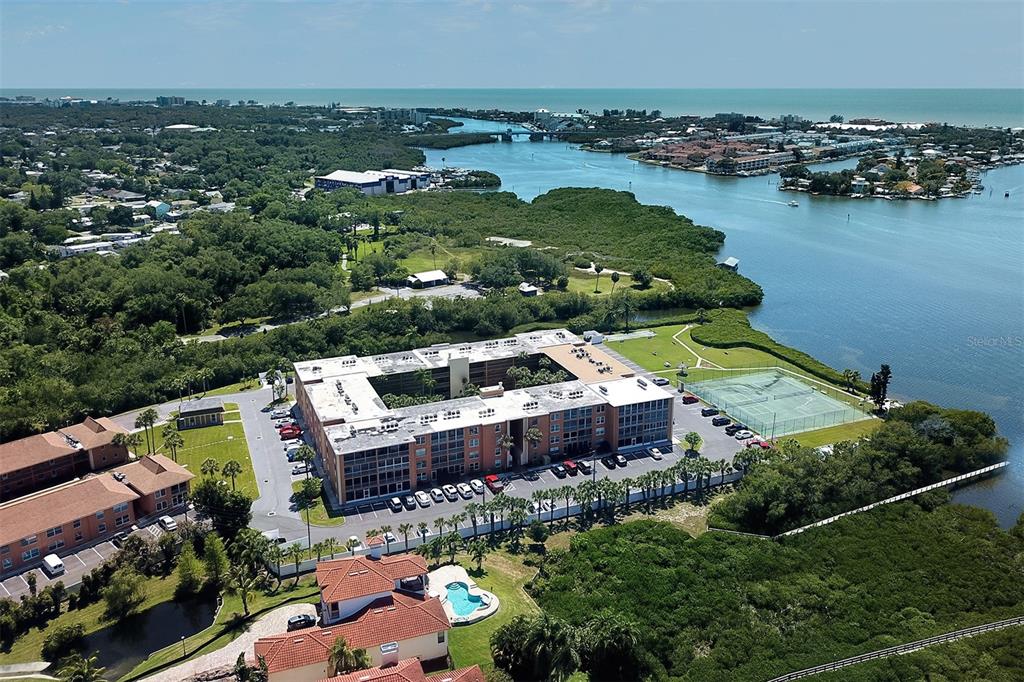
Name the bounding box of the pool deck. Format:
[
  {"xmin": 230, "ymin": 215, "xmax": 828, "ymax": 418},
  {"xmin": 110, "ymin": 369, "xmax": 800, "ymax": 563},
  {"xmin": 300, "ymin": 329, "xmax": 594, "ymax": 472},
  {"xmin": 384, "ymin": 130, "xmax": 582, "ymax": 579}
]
[{"xmin": 427, "ymin": 564, "xmax": 500, "ymax": 626}]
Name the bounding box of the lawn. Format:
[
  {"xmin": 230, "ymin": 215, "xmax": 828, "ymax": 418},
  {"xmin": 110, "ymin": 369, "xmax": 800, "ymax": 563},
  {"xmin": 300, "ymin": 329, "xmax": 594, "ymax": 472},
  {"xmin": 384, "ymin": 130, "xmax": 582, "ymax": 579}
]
[
  {"xmin": 448, "ymin": 551, "xmax": 541, "ymax": 672},
  {"xmin": 290, "ymin": 479, "xmax": 346, "ymax": 527},
  {"xmin": 121, "ymin": 577, "xmax": 321, "ymax": 681},
  {"xmin": 399, "ymin": 246, "xmax": 484, "ymax": 276},
  {"xmin": 565, "ymin": 269, "xmax": 667, "ymax": 297},
  {"xmin": 0, "ymin": 576, "xmax": 178, "ymax": 664},
  {"xmin": 790, "ymin": 418, "xmax": 881, "ymax": 448},
  {"xmin": 156, "ymin": 408, "xmax": 257, "ymax": 497}
]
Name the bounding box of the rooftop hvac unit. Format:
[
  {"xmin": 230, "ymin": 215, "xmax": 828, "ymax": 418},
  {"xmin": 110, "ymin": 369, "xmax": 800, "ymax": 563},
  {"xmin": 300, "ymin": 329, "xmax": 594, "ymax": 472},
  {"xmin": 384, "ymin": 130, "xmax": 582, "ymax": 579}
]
[{"xmin": 599, "ymin": 386, "xmax": 609, "ymax": 394}]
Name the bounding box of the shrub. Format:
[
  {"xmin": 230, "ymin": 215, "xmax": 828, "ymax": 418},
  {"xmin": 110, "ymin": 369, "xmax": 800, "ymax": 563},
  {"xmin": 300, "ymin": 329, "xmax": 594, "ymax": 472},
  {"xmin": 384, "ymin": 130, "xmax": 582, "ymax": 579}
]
[{"xmin": 41, "ymin": 622, "xmax": 85, "ymax": 662}]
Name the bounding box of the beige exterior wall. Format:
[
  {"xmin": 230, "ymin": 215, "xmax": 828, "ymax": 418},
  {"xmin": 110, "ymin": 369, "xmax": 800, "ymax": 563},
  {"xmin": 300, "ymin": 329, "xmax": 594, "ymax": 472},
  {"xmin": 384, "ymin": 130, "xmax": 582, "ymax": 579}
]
[{"xmin": 266, "ymin": 631, "xmax": 448, "ymax": 682}]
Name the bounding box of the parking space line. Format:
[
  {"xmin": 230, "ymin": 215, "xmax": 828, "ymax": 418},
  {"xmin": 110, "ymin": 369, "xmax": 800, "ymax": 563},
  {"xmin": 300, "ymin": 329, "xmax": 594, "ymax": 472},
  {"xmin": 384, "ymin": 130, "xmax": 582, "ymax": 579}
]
[
  {"xmin": 72, "ymin": 553, "xmax": 87, "ymax": 567},
  {"xmin": 17, "ymin": 574, "xmax": 28, "ymax": 587},
  {"xmin": 90, "ymin": 547, "xmax": 103, "ymax": 559}
]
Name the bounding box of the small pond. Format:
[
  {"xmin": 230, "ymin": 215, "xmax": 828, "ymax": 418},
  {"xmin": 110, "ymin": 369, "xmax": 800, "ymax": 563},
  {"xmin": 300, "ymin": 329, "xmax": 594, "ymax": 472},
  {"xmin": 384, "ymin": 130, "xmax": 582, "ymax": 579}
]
[{"xmin": 80, "ymin": 595, "xmax": 217, "ymax": 680}]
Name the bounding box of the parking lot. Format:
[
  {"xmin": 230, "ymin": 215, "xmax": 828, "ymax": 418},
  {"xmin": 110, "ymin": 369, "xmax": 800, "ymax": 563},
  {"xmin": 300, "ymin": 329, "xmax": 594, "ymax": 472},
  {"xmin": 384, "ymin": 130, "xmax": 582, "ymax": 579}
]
[{"xmin": 0, "ymin": 511, "xmax": 188, "ymax": 600}]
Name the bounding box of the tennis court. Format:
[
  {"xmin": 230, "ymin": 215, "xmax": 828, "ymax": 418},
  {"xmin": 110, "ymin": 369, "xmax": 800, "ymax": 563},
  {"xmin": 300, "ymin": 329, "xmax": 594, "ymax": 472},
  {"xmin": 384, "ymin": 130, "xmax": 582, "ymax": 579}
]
[{"xmin": 686, "ymin": 369, "xmax": 872, "ymax": 438}]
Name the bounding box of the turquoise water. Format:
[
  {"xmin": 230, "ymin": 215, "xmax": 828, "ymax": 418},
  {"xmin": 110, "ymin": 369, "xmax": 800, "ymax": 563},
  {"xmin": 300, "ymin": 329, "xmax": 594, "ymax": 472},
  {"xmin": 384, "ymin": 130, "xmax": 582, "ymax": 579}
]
[
  {"xmin": 446, "ymin": 582, "xmax": 484, "ymax": 617},
  {"xmin": 3, "ymin": 88, "xmax": 1022, "ymax": 126},
  {"xmin": 423, "ymin": 135, "xmax": 1024, "ymax": 526}
]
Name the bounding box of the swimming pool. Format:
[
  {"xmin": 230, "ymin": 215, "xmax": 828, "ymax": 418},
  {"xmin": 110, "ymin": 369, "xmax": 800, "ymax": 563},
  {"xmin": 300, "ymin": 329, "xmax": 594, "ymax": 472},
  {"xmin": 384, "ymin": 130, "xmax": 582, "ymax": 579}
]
[{"xmin": 445, "ymin": 582, "xmax": 484, "ymax": 617}]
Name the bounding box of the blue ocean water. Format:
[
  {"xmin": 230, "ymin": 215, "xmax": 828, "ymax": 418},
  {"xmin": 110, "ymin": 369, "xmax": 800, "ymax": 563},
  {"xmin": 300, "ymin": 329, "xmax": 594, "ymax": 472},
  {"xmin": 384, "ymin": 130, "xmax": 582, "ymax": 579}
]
[
  {"xmin": 2, "ymin": 88, "xmax": 1022, "ymax": 127},
  {"xmin": 424, "ymin": 130, "xmax": 1024, "ymax": 526}
]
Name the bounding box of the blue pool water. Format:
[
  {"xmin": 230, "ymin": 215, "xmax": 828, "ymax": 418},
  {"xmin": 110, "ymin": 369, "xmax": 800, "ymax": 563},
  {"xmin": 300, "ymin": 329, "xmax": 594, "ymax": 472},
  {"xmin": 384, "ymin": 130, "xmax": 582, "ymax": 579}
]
[{"xmin": 446, "ymin": 582, "xmax": 484, "ymax": 617}]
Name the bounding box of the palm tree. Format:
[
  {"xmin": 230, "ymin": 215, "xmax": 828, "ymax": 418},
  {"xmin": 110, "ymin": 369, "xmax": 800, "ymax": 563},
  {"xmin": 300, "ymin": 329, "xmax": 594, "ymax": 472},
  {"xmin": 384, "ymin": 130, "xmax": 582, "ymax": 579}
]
[
  {"xmin": 163, "ymin": 430, "xmax": 184, "ymax": 463},
  {"xmin": 684, "ymin": 431, "xmax": 702, "ymax": 455},
  {"xmin": 288, "ymin": 543, "xmax": 304, "ymax": 585},
  {"xmin": 718, "ymin": 459, "xmax": 732, "ymax": 485},
  {"xmin": 465, "ymin": 502, "xmax": 480, "ymax": 537},
  {"xmin": 294, "ymin": 445, "xmax": 316, "ymax": 478},
  {"xmin": 449, "ymin": 513, "xmax": 466, "ymax": 535},
  {"xmin": 266, "ymin": 544, "xmax": 284, "ymax": 586},
  {"xmin": 468, "ymin": 539, "xmax": 488, "ymax": 571},
  {"xmin": 413, "ymin": 368, "xmax": 435, "ymax": 396},
  {"xmin": 416, "ymin": 521, "xmax": 428, "ymax": 543},
  {"xmin": 842, "ymin": 368, "xmax": 862, "ymax": 392},
  {"xmin": 226, "ymin": 563, "xmax": 261, "ymax": 617},
  {"xmin": 196, "ymin": 367, "xmax": 214, "ymax": 394},
  {"xmin": 526, "ymin": 613, "xmax": 580, "ymax": 682},
  {"xmin": 499, "ymin": 434, "xmax": 515, "ymax": 467},
  {"xmin": 324, "ymin": 537, "xmax": 338, "ymax": 560},
  {"xmin": 379, "ymin": 525, "xmax": 393, "ymax": 554},
  {"xmin": 57, "ymin": 653, "xmax": 107, "ymax": 682},
  {"xmin": 433, "ymin": 517, "xmax": 446, "ymax": 537},
  {"xmin": 399, "ymin": 523, "xmax": 413, "ymax": 550},
  {"xmin": 222, "ymin": 460, "xmax": 243, "ymax": 491},
  {"xmin": 312, "ymin": 541, "xmax": 325, "ymax": 562},
  {"xmin": 675, "ymin": 460, "xmax": 690, "ymax": 500},
  {"xmin": 593, "ymin": 263, "xmax": 604, "ymax": 293},
  {"xmin": 620, "ymin": 477, "xmax": 635, "ymax": 512},
  {"xmin": 200, "ymin": 458, "xmax": 220, "ymax": 477},
  {"xmin": 345, "ymin": 537, "xmax": 360, "ymax": 556},
  {"xmin": 134, "ymin": 409, "xmax": 158, "ymax": 455},
  {"xmin": 328, "ymin": 636, "xmax": 371, "ymax": 676},
  {"xmin": 525, "ymin": 427, "xmax": 543, "ymax": 462},
  {"xmin": 610, "ymin": 270, "xmax": 620, "ymax": 293}
]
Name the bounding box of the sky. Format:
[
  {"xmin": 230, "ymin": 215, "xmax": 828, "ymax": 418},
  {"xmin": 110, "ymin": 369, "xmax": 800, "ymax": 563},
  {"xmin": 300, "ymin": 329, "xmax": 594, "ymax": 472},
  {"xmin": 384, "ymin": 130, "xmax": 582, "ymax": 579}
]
[{"xmin": 1, "ymin": 0, "xmax": 1022, "ymax": 90}]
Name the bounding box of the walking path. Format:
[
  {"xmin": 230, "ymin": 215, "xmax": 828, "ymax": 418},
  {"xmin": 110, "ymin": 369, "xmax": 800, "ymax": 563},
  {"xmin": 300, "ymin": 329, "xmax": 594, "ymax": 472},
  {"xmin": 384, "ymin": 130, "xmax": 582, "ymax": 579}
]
[
  {"xmin": 140, "ymin": 603, "xmax": 316, "ymax": 682},
  {"xmin": 766, "ymin": 616, "xmax": 1024, "ymax": 681},
  {"xmin": 776, "ymin": 462, "xmax": 1009, "ymax": 538},
  {"xmin": 671, "ymin": 325, "xmax": 721, "ymax": 369}
]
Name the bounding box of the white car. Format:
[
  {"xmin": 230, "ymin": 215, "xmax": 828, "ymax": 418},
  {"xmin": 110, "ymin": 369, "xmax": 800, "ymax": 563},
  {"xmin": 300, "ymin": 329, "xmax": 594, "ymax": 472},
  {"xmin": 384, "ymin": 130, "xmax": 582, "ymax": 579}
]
[
  {"xmin": 270, "ymin": 409, "xmax": 290, "ymax": 419},
  {"xmin": 347, "ymin": 535, "xmax": 362, "ymax": 551},
  {"xmin": 735, "ymin": 430, "xmax": 754, "ymax": 440},
  {"xmin": 291, "ymin": 463, "xmax": 310, "ymax": 476},
  {"xmin": 282, "ymin": 439, "xmax": 302, "ymax": 450},
  {"xmin": 441, "ymin": 484, "xmax": 459, "ymax": 501},
  {"xmin": 430, "ymin": 488, "xmax": 445, "ymax": 503},
  {"xmin": 457, "ymin": 482, "xmax": 474, "ymax": 499},
  {"xmin": 415, "ymin": 490, "xmax": 432, "ymax": 508},
  {"xmin": 648, "ymin": 447, "xmax": 663, "ymax": 460},
  {"xmin": 383, "ymin": 531, "xmax": 398, "ymax": 544},
  {"xmin": 469, "ymin": 479, "xmax": 485, "ymax": 495},
  {"xmin": 158, "ymin": 515, "xmax": 177, "ymax": 532}
]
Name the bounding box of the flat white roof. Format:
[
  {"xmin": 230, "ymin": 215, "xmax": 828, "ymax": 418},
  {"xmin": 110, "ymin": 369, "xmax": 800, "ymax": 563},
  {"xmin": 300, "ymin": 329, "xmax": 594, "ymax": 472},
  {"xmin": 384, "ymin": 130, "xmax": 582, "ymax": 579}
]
[
  {"xmin": 317, "ymin": 170, "xmax": 382, "ymax": 185},
  {"xmin": 592, "ymin": 376, "xmax": 674, "ymax": 407},
  {"xmin": 409, "ymin": 269, "xmax": 448, "ymax": 282}
]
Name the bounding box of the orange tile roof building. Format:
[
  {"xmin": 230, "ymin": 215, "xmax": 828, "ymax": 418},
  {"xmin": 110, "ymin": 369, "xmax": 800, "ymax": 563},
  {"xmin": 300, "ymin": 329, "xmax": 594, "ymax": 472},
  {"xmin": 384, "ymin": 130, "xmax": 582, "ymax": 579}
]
[
  {"xmin": 0, "ymin": 454, "xmax": 194, "ymax": 576},
  {"xmin": 0, "ymin": 416, "xmax": 130, "ymax": 502},
  {"xmin": 319, "ymin": 657, "xmax": 483, "ymax": 682},
  {"xmin": 253, "ymin": 554, "xmax": 450, "ymax": 682}
]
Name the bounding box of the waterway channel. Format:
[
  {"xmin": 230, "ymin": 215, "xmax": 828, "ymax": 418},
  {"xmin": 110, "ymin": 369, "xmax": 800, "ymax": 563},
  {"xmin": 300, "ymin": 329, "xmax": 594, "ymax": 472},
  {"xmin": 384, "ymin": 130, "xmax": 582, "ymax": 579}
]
[{"xmin": 427, "ymin": 118, "xmax": 1024, "ymax": 525}]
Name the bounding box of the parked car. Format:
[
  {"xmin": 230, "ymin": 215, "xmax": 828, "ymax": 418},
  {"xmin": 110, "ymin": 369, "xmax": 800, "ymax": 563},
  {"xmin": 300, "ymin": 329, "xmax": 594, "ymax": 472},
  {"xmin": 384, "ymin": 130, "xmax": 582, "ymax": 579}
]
[
  {"xmin": 647, "ymin": 447, "xmax": 663, "ymax": 460},
  {"xmin": 681, "ymin": 395, "xmax": 700, "ymax": 404},
  {"xmin": 441, "ymin": 484, "xmax": 459, "ymax": 501},
  {"xmin": 158, "ymin": 515, "xmax": 177, "ymax": 532},
  {"xmin": 42, "ymin": 554, "xmax": 65, "ymax": 577},
  {"xmin": 457, "ymin": 482, "xmax": 474, "ymax": 499},
  {"xmin": 387, "ymin": 497, "xmax": 404, "ymax": 513},
  {"xmin": 701, "ymin": 407, "xmax": 720, "ymax": 417},
  {"xmin": 282, "ymin": 439, "xmax": 302, "ymax": 450},
  {"xmin": 111, "ymin": 530, "xmax": 129, "ymax": 548},
  {"xmin": 712, "ymin": 416, "xmax": 731, "ymax": 427},
  {"xmin": 469, "ymin": 479, "xmax": 486, "ymax": 495},
  {"xmin": 415, "ymin": 490, "xmax": 432, "ymax": 508},
  {"xmin": 614, "ymin": 454, "xmax": 628, "ymax": 467},
  {"xmin": 430, "ymin": 488, "xmax": 445, "ymax": 503},
  {"xmin": 724, "ymin": 424, "xmax": 742, "ymax": 436},
  {"xmin": 564, "ymin": 460, "xmax": 578, "ymax": 475},
  {"xmin": 748, "ymin": 439, "xmax": 773, "ymax": 450},
  {"xmin": 383, "ymin": 531, "xmax": 398, "ymax": 545},
  {"xmin": 291, "ymin": 463, "xmax": 310, "ymax": 476},
  {"xmin": 484, "ymin": 474, "xmax": 504, "ymax": 493},
  {"xmin": 402, "ymin": 495, "xmax": 417, "ymax": 510},
  {"xmin": 601, "ymin": 456, "xmax": 618, "ymax": 470},
  {"xmin": 735, "ymin": 430, "xmax": 754, "ymax": 440},
  {"xmin": 551, "ymin": 464, "xmax": 567, "ymax": 478},
  {"xmin": 287, "ymin": 614, "xmax": 316, "ymax": 631},
  {"xmin": 652, "ymin": 377, "xmax": 670, "ymax": 386},
  {"xmin": 523, "ymin": 470, "xmax": 540, "ymax": 482},
  {"xmin": 279, "ymin": 428, "xmax": 302, "ymax": 440},
  {"xmin": 347, "ymin": 536, "xmax": 362, "ymax": 552},
  {"xmin": 577, "ymin": 460, "xmax": 593, "ymax": 475},
  {"xmin": 274, "ymin": 419, "xmax": 296, "ymax": 428},
  {"xmin": 270, "ymin": 408, "xmax": 290, "ymax": 419}
]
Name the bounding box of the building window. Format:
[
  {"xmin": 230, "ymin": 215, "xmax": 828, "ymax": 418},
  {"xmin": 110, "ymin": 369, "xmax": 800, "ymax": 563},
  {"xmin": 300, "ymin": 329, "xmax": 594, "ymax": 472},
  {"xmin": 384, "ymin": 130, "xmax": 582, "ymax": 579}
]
[
  {"xmin": 551, "ymin": 424, "xmax": 560, "ymax": 432},
  {"xmin": 596, "ymin": 427, "xmax": 605, "ymax": 436},
  {"xmin": 494, "ymin": 459, "xmax": 503, "ymax": 469},
  {"xmin": 416, "ymin": 460, "xmax": 426, "ymax": 470},
  {"xmin": 469, "ymin": 426, "xmax": 479, "ymax": 435},
  {"xmin": 469, "ymin": 451, "xmax": 479, "ymax": 460},
  {"xmin": 49, "ymin": 540, "xmax": 64, "ymax": 551},
  {"xmin": 417, "ymin": 472, "xmax": 428, "ymax": 481},
  {"xmin": 415, "ymin": 448, "xmax": 426, "ymax": 457},
  {"xmin": 2, "ymin": 558, "xmax": 10, "ymax": 570},
  {"xmin": 0, "ymin": 545, "xmax": 6, "ymax": 555},
  {"xmin": 73, "ymin": 519, "xmax": 81, "ymax": 529},
  {"xmin": 551, "ymin": 412, "xmax": 561, "ymax": 421},
  {"xmin": 469, "ymin": 462, "xmax": 480, "ymax": 472},
  {"xmin": 20, "ymin": 536, "xmax": 36, "ymax": 547},
  {"xmin": 21, "ymin": 548, "xmax": 39, "ymax": 561},
  {"xmin": 597, "ymin": 405, "xmax": 605, "ymax": 413},
  {"xmin": 74, "ymin": 532, "xmax": 83, "ymax": 543},
  {"xmin": 469, "ymin": 438, "xmax": 479, "ymax": 447},
  {"xmin": 438, "ymin": 631, "xmax": 446, "ymax": 644},
  {"xmin": 549, "ymin": 436, "xmax": 560, "ymax": 444},
  {"xmin": 46, "ymin": 526, "xmax": 62, "ymax": 538},
  {"xmin": 98, "ymin": 523, "xmax": 106, "ymax": 533},
  {"xmin": 155, "ymin": 489, "xmax": 166, "ymax": 499},
  {"xmin": 95, "ymin": 511, "xmax": 104, "ymax": 520},
  {"xmin": 494, "ymin": 424, "xmax": 502, "ymax": 432},
  {"xmin": 113, "ymin": 502, "xmax": 128, "ymax": 513},
  {"xmin": 596, "ymin": 416, "xmax": 605, "ymax": 425}
]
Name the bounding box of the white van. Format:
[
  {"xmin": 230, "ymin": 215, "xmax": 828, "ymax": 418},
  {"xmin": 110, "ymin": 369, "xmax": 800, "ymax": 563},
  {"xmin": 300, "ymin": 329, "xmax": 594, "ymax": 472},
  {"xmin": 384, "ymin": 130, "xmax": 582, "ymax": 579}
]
[{"xmin": 42, "ymin": 554, "xmax": 65, "ymax": 577}]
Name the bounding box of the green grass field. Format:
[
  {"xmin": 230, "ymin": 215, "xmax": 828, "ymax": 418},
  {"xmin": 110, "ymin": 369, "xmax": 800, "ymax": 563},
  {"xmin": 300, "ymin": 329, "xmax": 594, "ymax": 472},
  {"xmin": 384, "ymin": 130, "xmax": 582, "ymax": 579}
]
[
  {"xmin": 448, "ymin": 551, "xmax": 541, "ymax": 672},
  {"xmin": 565, "ymin": 270, "xmax": 668, "ymax": 296},
  {"xmin": 290, "ymin": 479, "xmax": 346, "ymax": 527},
  {"xmin": 789, "ymin": 418, "xmax": 881, "ymax": 448},
  {"xmin": 0, "ymin": 576, "xmax": 178, "ymax": 665},
  {"xmin": 399, "ymin": 246, "xmax": 484, "ymax": 276},
  {"xmin": 157, "ymin": 405, "xmax": 257, "ymax": 497}
]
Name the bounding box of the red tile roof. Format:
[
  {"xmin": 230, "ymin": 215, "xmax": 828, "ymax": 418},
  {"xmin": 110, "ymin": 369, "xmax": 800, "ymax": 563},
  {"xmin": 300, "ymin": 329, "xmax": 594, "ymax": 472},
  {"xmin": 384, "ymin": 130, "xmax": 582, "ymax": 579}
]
[
  {"xmin": 319, "ymin": 658, "xmax": 483, "ymax": 682},
  {"xmin": 254, "ymin": 593, "xmax": 449, "ymax": 674},
  {"xmin": 316, "ymin": 555, "xmax": 427, "ymax": 604},
  {"xmin": 113, "ymin": 454, "xmax": 194, "ymax": 496},
  {"xmin": 0, "ymin": 416, "xmax": 126, "ymax": 476}
]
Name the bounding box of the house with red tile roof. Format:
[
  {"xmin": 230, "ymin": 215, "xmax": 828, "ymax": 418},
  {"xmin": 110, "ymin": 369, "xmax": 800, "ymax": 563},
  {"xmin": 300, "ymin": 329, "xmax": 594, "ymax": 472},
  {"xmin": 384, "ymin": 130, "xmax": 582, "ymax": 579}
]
[
  {"xmin": 253, "ymin": 554, "xmax": 449, "ymax": 682},
  {"xmin": 317, "ymin": 555, "xmax": 429, "ymax": 625},
  {"xmin": 318, "ymin": 657, "xmax": 483, "ymax": 682},
  {"xmin": 0, "ymin": 416, "xmax": 129, "ymax": 502}
]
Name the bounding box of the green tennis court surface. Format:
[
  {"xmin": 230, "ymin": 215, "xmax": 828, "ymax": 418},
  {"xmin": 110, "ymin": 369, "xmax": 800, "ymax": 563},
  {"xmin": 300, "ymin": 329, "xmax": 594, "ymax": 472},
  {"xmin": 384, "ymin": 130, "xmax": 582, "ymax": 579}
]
[{"xmin": 686, "ymin": 369, "xmax": 872, "ymax": 438}]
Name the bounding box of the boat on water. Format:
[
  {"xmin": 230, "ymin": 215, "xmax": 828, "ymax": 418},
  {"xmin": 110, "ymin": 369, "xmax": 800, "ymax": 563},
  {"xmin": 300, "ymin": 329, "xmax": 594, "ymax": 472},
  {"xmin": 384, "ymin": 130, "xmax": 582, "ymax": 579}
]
[{"xmin": 787, "ymin": 200, "xmax": 799, "ymax": 207}]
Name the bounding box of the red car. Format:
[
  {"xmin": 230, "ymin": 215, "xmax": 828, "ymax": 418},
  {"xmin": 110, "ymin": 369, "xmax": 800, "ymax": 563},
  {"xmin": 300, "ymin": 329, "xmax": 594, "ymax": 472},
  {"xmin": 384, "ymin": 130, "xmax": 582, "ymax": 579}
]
[
  {"xmin": 279, "ymin": 427, "xmax": 302, "ymax": 440},
  {"xmin": 484, "ymin": 474, "xmax": 504, "ymax": 493},
  {"xmin": 681, "ymin": 395, "xmax": 699, "ymax": 405},
  {"xmin": 748, "ymin": 439, "xmax": 772, "ymax": 450}
]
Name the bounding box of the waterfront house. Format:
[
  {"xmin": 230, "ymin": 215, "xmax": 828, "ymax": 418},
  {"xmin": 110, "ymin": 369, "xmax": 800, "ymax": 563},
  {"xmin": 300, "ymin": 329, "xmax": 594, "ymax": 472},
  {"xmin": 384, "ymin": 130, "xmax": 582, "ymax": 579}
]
[{"xmin": 717, "ymin": 256, "xmax": 740, "ymax": 271}]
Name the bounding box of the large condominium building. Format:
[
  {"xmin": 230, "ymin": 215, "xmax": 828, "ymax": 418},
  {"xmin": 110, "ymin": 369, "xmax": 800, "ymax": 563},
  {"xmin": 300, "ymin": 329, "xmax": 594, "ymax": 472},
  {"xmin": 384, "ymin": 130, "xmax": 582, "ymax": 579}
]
[
  {"xmin": 0, "ymin": 416, "xmax": 130, "ymax": 502},
  {"xmin": 295, "ymin": 330, "xmax": 674, "ymax": 504},
  {"xmin": 313, "ymin": 169, "xmax": 432, "ymax": 196}
]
